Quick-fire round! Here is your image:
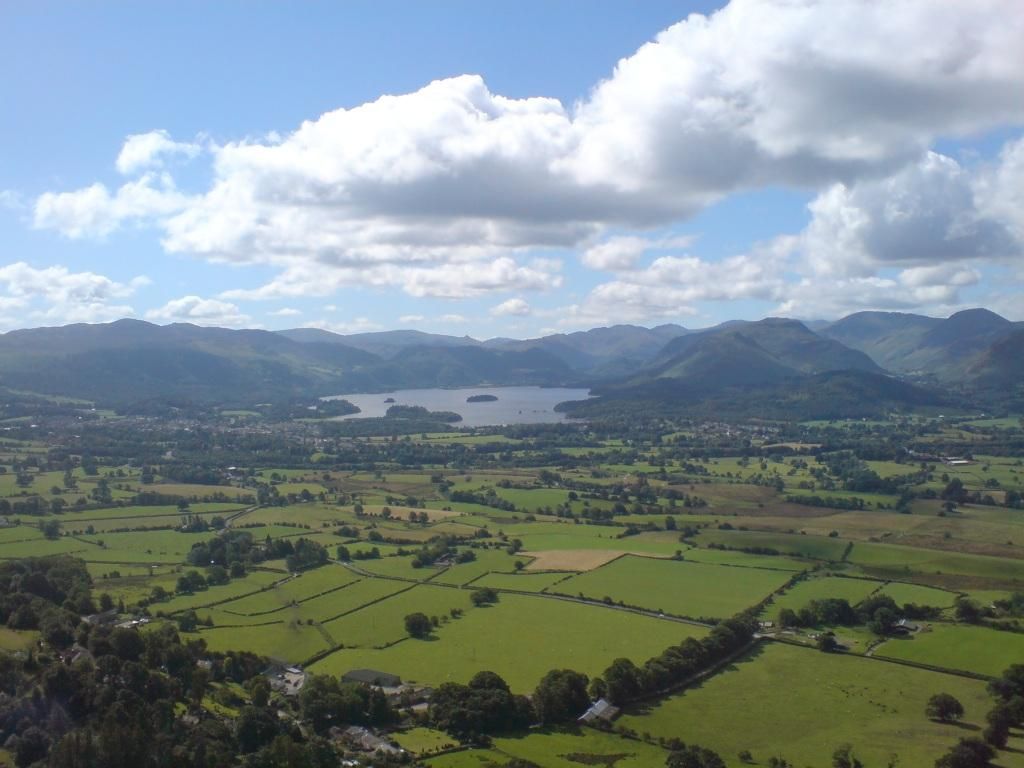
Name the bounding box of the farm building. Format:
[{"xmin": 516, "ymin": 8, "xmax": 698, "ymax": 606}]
[
  {"xmin": 82, "ymin": 609, "xmax": 119, "ymax": 626},
  {"xmin": 342, "ymin": 668, "xmax": 402, "ymax": 687},
  {"xmin": 336, "ymin": 726, "xmax": 403, "ymax": 755},
  {"xmin": 264, "ymin": 664, "xmax": 307, "ymax": 696},
  {"xmin": 579, "ymin": 698, "xmax": 620, "ymax": 724}
]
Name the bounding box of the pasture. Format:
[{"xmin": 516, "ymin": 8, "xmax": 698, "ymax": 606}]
[
  {"xmin": 848, "ymin": 541, "xmax": 1024, "ymax": 586},
  {"xmin": 425, "ymin": 727, "xmax": 671, "ymax": 767},
  {"xmin": 763, "ymin": 575, "xmax": 882, "ymax": 619},
  {"xmin": 311, "ymin": 593, "xmax": 703, "ymax": 692},
  {"xmin": 619, "ymin": 641, "xmax": 1005, "ymax": 768},
  {"xmin": 694, "ymin": 528, "xmax": 851, "ymax": 560},
  {"xmin": 556, "ymin": 555, "xmax": 791, "ymax": 619},
  {"xmin": 875, "ymin": 623, "xmax": 1024, "ymax": 677}
]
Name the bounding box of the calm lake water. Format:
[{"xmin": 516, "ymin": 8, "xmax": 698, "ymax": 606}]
[{"xmin": 322, "ymin": 386, "xmax": 592, "ymax": 427}]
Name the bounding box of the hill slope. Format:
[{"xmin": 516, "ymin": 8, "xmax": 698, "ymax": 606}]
[
  {"xmin": 822, "ymin": 308, "xmax": 1020, "ymax": 380},
  {"xmin": 486, "ymin": 324, "xmax": 688, "ymax": 374},
  {"xmin": 0, "ymin": 321, "xmax": 573, "ymax": 406}
]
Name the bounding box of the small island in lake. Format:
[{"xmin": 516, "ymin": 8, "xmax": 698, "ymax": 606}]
[
  {"xmin": 384, "ymin": 397, "xmax": 396, "ymax": 403},
  {"xmin": 467, "ymin": 394, "xmax": 498, "ymax": 403},
  {"xmin": 385, "ymin": 404, "xmax": 463, "ymax": 423}
]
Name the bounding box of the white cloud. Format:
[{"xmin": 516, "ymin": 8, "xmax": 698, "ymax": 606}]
[
  {"xmin": 491, "ymin": 298, "xmax": 531, "ymax": 317},
  {"xmin": 0, "ymin": 190, "xmax": 25, "ymax": 211},
  {"xmin": 569, "ymin": 0, "xmax": 1024, "ymax": 195},
  {"xmin": 974, "ymin": 136, "xmax": 1024, "ymax": 244},
  {"xmin": 221, "ymin": 256, "xmax": 561, "ymax": 300},
  {"xmin": 34, "ymin": 173, "xmax": 190, "ymax": 239},
  {"xmin": 580, "ymin": 235, "xmax": 697, "ymax": 271},
  {"xmin": 0, "ymin": 262, "xmax": 144, "ymax": 304},
  {"xmin": 557, "ymin": 238, "xmax": 792, "ymax": 326},
  {"xmin": 145, "ymin": 295, "xmax": 251, "ymax": 327},
  {"xmin": 116, "ymin": 130, "xmax": 201, "ymax": 175},
  {"xmin": 581, "ymin": 236, "xmax": 652, "ymax": 271},
  {"xmin": 438, "ymin": 314, "xmax": 468, "ymax": 324},
  {"xmin": 398, "ymin": 314, "xmax": 425, "ymax": 324},
  {"xmin": 303, "ymin": 317, "xmax": 382, "ymax": 334},
  {"xmin": 0, "ymin": 262, "xmax": 146, "ymax": 328},
  {"xmin": 763, "ymin": 143, "xmax": 1024, "ymax": 317},
  {"xmin": 776, "ymin": 267, "xmax": 982, "ymax": 319},
  {"xmin": 801, "ymin": 151, "xmax": 1020, "ymax": 278},
  {"xmin": 268, "ymin": 307, "xmax": 301, "ymax": 317},
  {"xmin": 24, "ymin": 0, "xmax": 1024, "ymax": 318}
]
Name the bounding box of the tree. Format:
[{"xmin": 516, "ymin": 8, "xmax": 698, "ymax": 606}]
[
  {"xmin": 190, "ymin": 666, "xmax": 210, "ymax": 709},
  {"xmin": 429, "ymin": 671, "xmax": 532, "ymax": 740},
  {"xmin": 666, "ymin": 745, "xmax": 726, "ymax": 768},
  {"xmin": 817, "ymin": 633, "xmax": 839, "ymax": 653},
  {"xmin": 954, "ymin": 598, "xmax": 983, "ymax": 624},
  {"xmin": 941, "ymin": 478, "xmax": 969, "ymax": 504},
  {"xmin": 109, "ymin": 627, "xmax": 145, "ymax": 662},
  {"xmin": 832, "ymin": 744, "xmax": 863, "ymax": 768},
  {"xmin": 14, "ymin": 726, "xmax": 51, "ymax": 768},
  {"xmin": 926, "ymin": 693, "xmax": 965, "ymax": 723},
  {"xmin": 470, "ymin": 587, "xmax": 499, "ymax": 607},
  {"xmin": 235, "ymin": 706, "xmax": 280, "ymax": 754},
  {"xmin": 247, "ymin": 676, "xmax": 272, "ymax": 708},
  {"xmin": 868, "ymin": 606, "xmax": 898, "ymax": 635},
  {"xmin": 39, "ymin": 519, "xmax": 62, "ymax": 540},
  {"xmin": 178, "ymin": 610, "xmax": 199, "ymax": 632},
  {"xmin": 935, "ymin": 738, "xmax": 995, "ymax": 768},
  {"xmin": 602, "ymin": 658, "xmax": 643, "ymax": 704},
  {"xmin": 533, "ymin": 669, "xmax": 589, "ymax": 725},
  {"xmin": 405, "ymin": 612, "xmax": 432, "ymax": 638}
]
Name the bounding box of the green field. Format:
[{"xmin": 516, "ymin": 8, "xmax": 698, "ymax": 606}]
[
  {"xmin": 311, "ymin": 593, "xmax": 703, "ymax": 692},
  {"xmin": 431, "ymin": 549, "xmax": 530, "ymax": 586},
  {"xmin": 695, "ymin": 529, "xmax": 851, "ymax": 560},
  {"xmin": 196, "ymin": 619, "xmax": 331, "ymax": 663},
  {"xmin": 154, "ymin": 570, "xmax": 286, "ymax": 614},
  {"xmin": 470, "ymin": 571, "xmax": 571, "ymax": 592},
  {"xmin": 765, "ymin": 575, "xmax": 882, "ymax": 615},
  {"xmin": 877, "ymin": 581, "xmax": 960, "ymax": 608},
  {"xmin": 682, "ymin": 546, "xmax": 809, "ymax": 571},
  {"xmin": 425, "ymin": 727, "xmax": 671, "ymax": 767},
  {"xmin": 321, "ymin": 584, "xmax": 471, "ymax": 647},
  {"xmin": 875, "ymin": 623, "xmax": 1024, "ymax": 677},
  {"xmin": 848, "ymin": 541, "xmax": 1024, "ymax": 584},
  {"xmin": 0, "ymin": 628, "xmax": 37, "ymax": 653},
  {"xmin": 556, "ymin": 555, "xmax": 791, "ymax": 619},
  {"xmin": 619, "ymin": 641, "xmax": 1007, "ymax": 768}
]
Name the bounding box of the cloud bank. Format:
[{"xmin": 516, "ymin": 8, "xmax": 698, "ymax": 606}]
[{"xmin": 26, "ymin": 0, "xmax": 1024, "ymax": 321}]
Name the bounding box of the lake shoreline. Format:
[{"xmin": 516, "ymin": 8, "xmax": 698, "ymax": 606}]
[{"xmin": 321, "ymin": 386, "xmax": 593, "ymax": 428}]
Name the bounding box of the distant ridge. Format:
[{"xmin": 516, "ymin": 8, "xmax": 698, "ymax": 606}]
[
  {"xmin": 0, "ymin": 309, "xmax": 1015, "ymax": 412},
  {"xmin": 822, "ymin": 308, "xmax": 1022, "ymax": 380}
]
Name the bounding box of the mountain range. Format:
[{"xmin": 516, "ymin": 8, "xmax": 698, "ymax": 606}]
[{"xmin": 0, "ymin": 309, "xmax": 1020, "ymax": 415}]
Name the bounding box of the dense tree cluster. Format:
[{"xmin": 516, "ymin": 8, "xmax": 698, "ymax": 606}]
[
  {"xmin": 0, "ymin": 558, "xmax": 93, "ymax": 649},
  {"xmin": 590, "ymin": 615, "xmax": 758, "ymax": 705},
  {"xmin": 429, "ymin": 671, "xmax": 533, "ymax": 742},
  {"xmin": 0, "ymin": 555, "xmax": 404, "ymax": 768}
]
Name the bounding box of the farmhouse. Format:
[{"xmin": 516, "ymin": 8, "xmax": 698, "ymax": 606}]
[
  {"xmin": 82, "ymin": 608, "xmax": 119, "ymax": 626},
  {"xmin": 336, "ymin": 725, "xmax": 403, "ymax": 756},
  {"xmin": 579, "ymin": 698, "xmax": 620, "ymax": 724},
  {"xmin": 264, "ymin": 665, "xmax": 307, "ymax": 696},
  {"xmin": 342, "ymin": 668, "xmax": 401, "ymax": 687}
]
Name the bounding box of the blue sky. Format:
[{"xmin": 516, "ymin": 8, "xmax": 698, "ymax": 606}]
[{"xmin": 2, "ymin": 0, "xmax": 1022, "ymax": 337}]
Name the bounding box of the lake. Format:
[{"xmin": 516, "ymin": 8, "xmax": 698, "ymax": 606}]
[{"xmin": 322, "ymin": 386, "xmax": 592, "ymax": 427}]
